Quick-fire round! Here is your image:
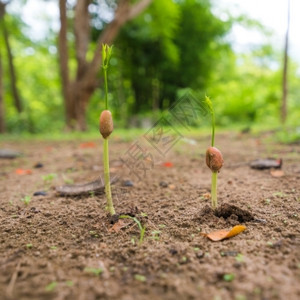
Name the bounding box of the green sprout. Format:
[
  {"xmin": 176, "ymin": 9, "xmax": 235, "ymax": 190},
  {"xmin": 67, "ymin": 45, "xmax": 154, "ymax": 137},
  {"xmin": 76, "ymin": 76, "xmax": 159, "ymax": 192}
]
[
  {"xmin": 134, "ymin": 274, "xmax": 147, "ymax": 282},
  {"xmin": 151, "ymin": 230, "xmax": 161, "ymax": 241},
  {"xmin": 204, "ymin": 96, "xmax": 223, "ymax": 209},
  {"xmin": 223, "ymin": 273, "xmax": 235, "ymax": 282},
  {"xmin": 45, "ymin": 281, "xmax": 57, "ymax": 292},
  {"xmin": 119, "ymin": 215, "xmax": 146, "ymax": 245},
  {"xmin": 42, "ymin": 173, "xmax": 57, "ymax": 184},
  {"xmin": 100, "ymin": 44, "xmax": 115, "ymax": 216},
  {"xmin": 84, "ymin": 267, "xmax": 103, "ymax": 276},
  {"xmin": 204, "ymin": 95, "xmax": 215, "ymax": 147},
  {"xmin": 26, "ymin": 243, "xmax": 33, "ymax": 249},
  {"xmin": 21, "ymin": 195, "xmax": 31, "ymax": 205}
]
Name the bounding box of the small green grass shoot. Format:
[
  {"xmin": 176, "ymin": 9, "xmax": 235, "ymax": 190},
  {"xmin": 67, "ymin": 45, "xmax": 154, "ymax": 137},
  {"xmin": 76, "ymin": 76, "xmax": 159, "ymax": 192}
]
[
  {"xmin": 119, "ymin": 215, "xmax": 146, "ymax": 245},
  {"xmin": 21, "ymin": 195, "xmax": 31, "ymax": 205},
  {"xmin": 84, "ymin": 267, "xmax": 103, "ymax": 276},
  {"xmin": 42, "ymin": 173, "xmax": 57, "ymax": 184}
]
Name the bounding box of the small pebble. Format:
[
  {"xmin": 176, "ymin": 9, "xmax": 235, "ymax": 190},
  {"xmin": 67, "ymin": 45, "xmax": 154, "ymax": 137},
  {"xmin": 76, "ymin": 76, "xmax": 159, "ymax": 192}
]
[
  {"xmin": 33, "ymin": 163, "xmax": 44, "ymax": 168},
  {"xmin": 169, "ymin": 248, "xmax": 178, "ymax": 255},
  {"xmin": 123, "ymin": 180, "xmax": 134, "ymax": 187},
  {"xmin": 196, "ymin": 251, "xmax": 204, "ymax": 259},
  {"xmin": 159, "ymin": 181, "xmax": 168, "ymax": 188},
  {"xmin": 33, "ymin": 191, "xmax": 47, "ymax": 196}
]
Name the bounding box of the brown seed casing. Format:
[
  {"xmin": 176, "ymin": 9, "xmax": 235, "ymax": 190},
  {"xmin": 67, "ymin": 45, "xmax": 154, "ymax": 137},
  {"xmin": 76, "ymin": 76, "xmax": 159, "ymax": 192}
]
[
  {"xmin": 206, "ymin": 146, "xmax": 224, "ymax": 172},
  {"xmin": 99, "ymin": 110, "xmax": 113, "ymax": 139}
]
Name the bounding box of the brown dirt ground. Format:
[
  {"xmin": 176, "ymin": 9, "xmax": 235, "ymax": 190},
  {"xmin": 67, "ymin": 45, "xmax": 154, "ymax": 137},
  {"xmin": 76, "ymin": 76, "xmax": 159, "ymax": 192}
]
[{"xmin": 0, "ymin": 131, "xmax": 300, "ymax": 300}]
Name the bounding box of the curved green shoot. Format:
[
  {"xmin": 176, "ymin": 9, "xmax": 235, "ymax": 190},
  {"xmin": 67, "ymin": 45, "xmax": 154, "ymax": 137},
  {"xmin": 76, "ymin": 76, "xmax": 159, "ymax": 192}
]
[{"xmin": 119, "ymin": 215, "xmax": 146, "ymax": 245}]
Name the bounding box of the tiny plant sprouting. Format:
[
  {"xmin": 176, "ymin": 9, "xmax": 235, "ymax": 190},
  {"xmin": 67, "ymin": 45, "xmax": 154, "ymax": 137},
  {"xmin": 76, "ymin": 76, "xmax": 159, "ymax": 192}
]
[
  {"xmin": 84, "ymin": 267, "xmax": 103, "ymax": 276},
  {"xmin": 119, "ymin": 215, "xmax": 146, "ymax": 245},
  {"xmin": 45, "ymin": 281, "xmax": 57, "ymax": 292},
  {"xmin": 204, "ymin": 96, "xmax": 224, "ymax": 209},
  {"xmin": 42, "ymin": 173, "xmax": 57, "ymax": 183},
  {"xmin": 151, "ymin": 230, "xmax": 161, "ymax": 241},
  {"xmin": 21, "ymin": 195, "xmax": 31, "ymax": 205},
  {"xmin": 99, "ymin": 44, "xmax": 115, "ymax": 216}
]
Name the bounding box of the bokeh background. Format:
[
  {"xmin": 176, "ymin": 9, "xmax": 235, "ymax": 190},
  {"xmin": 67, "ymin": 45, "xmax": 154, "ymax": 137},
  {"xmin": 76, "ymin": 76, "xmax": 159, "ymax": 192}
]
[{"xmin": 0, "ymin": 0, "xmax": 299, "ymax": 141}]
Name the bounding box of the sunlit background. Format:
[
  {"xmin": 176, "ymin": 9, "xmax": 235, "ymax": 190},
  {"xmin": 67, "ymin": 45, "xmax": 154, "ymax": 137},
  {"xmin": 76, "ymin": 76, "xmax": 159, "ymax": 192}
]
[{"xmin": 1, "ymin": 0, "xmax": 299, "ymax": 141}]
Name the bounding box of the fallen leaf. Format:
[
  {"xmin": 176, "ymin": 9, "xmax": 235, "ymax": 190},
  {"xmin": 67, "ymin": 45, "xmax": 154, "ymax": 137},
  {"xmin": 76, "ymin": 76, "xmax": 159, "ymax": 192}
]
[
  {"xmin": 80, "ymin": 142, "xmax": 96, "ymax": 148},
  {"xmin": 270, "ymin": 169, "xmax": 285, "ymax": 177},
  {"xmin": 201, "ymin": 225, "xmax": 246, "ymax": 242},
  {"xmin": 162, "ymin": 162, "xmax": 173, "ymax": 167},
  {"xmin": 109, "ymin": 219, "xmax": 128, "ymax": 233},
  {"xmin": 15, "ymin": 168, "xmax": 32, "ymax": 175}
]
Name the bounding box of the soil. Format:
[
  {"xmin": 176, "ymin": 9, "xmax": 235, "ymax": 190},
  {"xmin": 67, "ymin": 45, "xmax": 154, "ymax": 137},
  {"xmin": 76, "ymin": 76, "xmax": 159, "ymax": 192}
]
[{"xmin": 1, "ymin": 131, "xmax": 300, "ymax": 300}]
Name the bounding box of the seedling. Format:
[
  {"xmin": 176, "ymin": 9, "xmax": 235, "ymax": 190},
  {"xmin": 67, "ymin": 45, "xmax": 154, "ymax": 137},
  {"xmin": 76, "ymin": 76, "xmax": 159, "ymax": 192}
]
[
  {"xmin": 119, "ymin": 215, "xmax": 146, "ymax": 245},
  {"xmin": 223, "ymin": 273, "xmax": 235, "ymax": 282},
  {"xmin": 65, "ymin": 281, "xmax": 74, "ymax": 287},
  {"xmin": 45, "ymin": 281, "xmax": 57, "ymax": 292},
  {"xmin": 151, "ymin": 230, "xmax": 161, "ymax": 241},
  {"xmin": 42, "ymin": 173, "xmax": 57, "ymax": 184},
  {"xmin": 21, "ymin": 195, "xmax": 31, "ymax": 205},
  {"xmin": 100, "ymin": 44, "xmax": 115, "ymax": 216},
  {"xmin": 204, "ymin": 96, "xmax": 224, "ymax": 209},
  {"xmin": 26, "ymin": 243, "xmax": 33, "ymax": 249},
  {"xmin": 84, "ymin": 267, "xmax": 103, "ymax": 276},
  {"xmin": 134, "ymin": 274, "xmax": 147, "ymax": 282}
]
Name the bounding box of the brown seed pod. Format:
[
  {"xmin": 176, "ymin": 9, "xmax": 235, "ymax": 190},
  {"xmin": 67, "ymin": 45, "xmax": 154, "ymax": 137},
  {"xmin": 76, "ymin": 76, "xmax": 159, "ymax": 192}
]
[
  {"xmin": 99, "ymin": 110, "xmax": 113, "ymax": 139},
  {"xmin": 206, "ymin": 146, "xmax": 224, "ymax": 172}
]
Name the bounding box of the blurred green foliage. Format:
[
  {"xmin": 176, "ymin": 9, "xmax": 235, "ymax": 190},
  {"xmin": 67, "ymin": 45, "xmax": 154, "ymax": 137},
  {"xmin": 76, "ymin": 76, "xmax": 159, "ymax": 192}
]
[{"xmin": 0, "ymin": 0, "xmax": 299, "ymax": 136}]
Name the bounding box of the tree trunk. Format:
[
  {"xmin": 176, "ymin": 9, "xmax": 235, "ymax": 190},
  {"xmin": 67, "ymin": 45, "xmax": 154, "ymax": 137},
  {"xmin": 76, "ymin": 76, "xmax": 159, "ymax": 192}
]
[
  {"xmin": 58, "ymin": 0, "xmax": 73, "ymax": 128},
  {"xmin": 0, "ymin": 49, "xmax": 5, "ymax": 133},
  {"xmin": 58, "ymin": 0, "xmax": 152, "ymax": 131},
  {"xmin": 0, "ymin": 1, "xmax": 22, "ymax": 114},
  {"xmin": 281, "ymin": 0, "xmax": 290, "ymax": 124},
  {"xmin": 2, "ymin": 19, "xmax": 22, "ymax": 113}
]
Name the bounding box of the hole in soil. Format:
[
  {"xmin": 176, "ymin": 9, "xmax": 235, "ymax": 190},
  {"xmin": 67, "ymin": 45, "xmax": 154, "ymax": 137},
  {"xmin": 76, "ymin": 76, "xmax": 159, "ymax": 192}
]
[
  {"xmin": 198, "ymin": 203, "xmax": 254, "ymax": 223},
  {"xmin": 214, "ymin": 203, "xmax": 254, "ymax": 222}
]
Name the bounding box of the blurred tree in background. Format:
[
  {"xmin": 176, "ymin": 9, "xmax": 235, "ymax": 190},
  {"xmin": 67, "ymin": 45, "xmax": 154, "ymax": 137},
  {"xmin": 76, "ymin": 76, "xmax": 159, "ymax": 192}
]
[
  {"xmin": 0, "ymin": 0, "xmax": 299, "ymax": 134},
  {"xmin": 58, "ymin": 0, "xmax": 152, "ymax": 131},
  {"xmin": 115, "ymin": 0, "xmax": 230, "ymax": 114}
]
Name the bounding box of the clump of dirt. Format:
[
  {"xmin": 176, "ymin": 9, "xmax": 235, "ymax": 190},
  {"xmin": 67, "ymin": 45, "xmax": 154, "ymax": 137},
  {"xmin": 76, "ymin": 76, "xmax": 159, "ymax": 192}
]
[
  {"xmin": 214, "ymin": 203, "xmax": 254, "ymax": 222},
  {"xmin": 198, "ymin": 203, "xmax": 254, "ymax": 224}
]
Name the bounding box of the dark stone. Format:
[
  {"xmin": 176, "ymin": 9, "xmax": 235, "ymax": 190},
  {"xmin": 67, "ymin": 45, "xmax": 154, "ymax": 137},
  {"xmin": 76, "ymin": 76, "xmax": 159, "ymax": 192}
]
[
  {"xmin": 159, "ymin": 181, "xmax": 168, "ymax": 188},
  {"xmin": 34, "ymin": 163, "xmax": 44, "ymax": 168},
  {"xmin": 123, "ymin": 180, "xmax": 134, "ymax": 187},
  {"xmin": 33, "ymin": 191, "xmax": 47, "ymax": 196}
]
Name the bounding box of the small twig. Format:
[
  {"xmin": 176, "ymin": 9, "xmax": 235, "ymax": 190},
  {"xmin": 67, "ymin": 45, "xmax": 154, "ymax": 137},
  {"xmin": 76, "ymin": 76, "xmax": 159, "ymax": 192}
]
[{"xmin": 56, "ymin": 177, "xmax": 118, "ymax": 196}]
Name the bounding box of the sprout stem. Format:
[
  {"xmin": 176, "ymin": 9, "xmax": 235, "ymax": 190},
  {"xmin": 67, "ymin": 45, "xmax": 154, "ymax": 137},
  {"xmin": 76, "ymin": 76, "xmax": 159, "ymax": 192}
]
[
  {"xmin": 103, "ymin": 67, "xmax": 108, "ymax": 110},
  {"xmin": 204, "ymin": 96, "xmax": 215, "ymax": 147},
  {"xmin": 103, "ymin": 138, "xmax": 115, "ymax": 215},
  {"xmin": 211, "ymin": 171, "xmax": 218, "ymax": 209},
  {"xmin": 211, "ymin": 109, "xmax": 215, "ymax": 147}
]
